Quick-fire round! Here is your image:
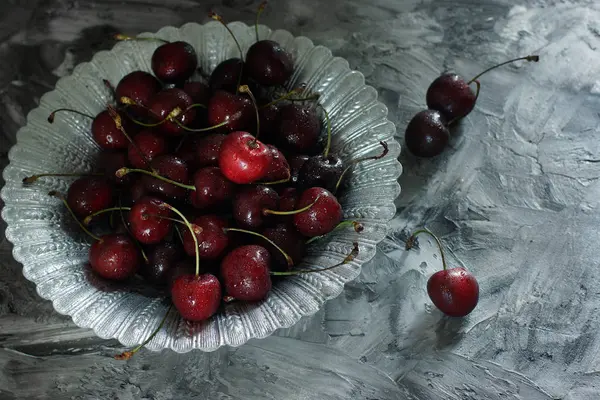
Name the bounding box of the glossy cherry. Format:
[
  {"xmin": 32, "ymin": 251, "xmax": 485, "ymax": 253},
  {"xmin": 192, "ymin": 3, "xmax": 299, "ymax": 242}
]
[
  {"xmin": 207, "ymin": 90, "xmax": 254, "ymax": 133},
  {"xmin": 293, "ymin": 187, "xmax": 342, "ymax": 237},
  {"xmin": 406, "ymin": 229, "xmax": 479, "ymax": 317},
  {"xmin": 128, "ymin": 196, "xmax": 172, "ymax": 244},
  {"xmin": 426, "ymin": 55, "xmax": 539, "ymax": 122},
  {"xmin": 404, "ymin": 110, "xmax": 450, "ymax": 158},
  {"xmin": 296, "ymin": 154, "xmax": 343, "ymax": 193},
  {"xmin": 91, "ymin": 109, "xmax": 135, "ymax": 150},
  {"xmin": 176, "ymin": 133, "xmax": 226, "ymax": 171},
  {"xmin": 232, "ymin": 185, "xmax": 279, "ymax": 230},
  {"xmin": 245, "ymin": 40, "xmax": 293, "ymax": 86},
  {"xmin": 209, "ymin": 58, "xmax": 247, "ymax": 93},
  {"xmin": 142, "ymin": 241, "xmax": 184, "ymax": 285},
  {"xmin": 260, "ymin": 223, "xmax": 306, "ymax": 271},
  {"xmin": 127, "ymin": 130, "xmax": 168, "ymax": 169},
  {"xmin": 171, "ymin": 273, "xmax": 222, "ymax": 321},
  {"xmin": 148, "ymin": 88, "xmax": 197, "ymax": 136},
  {"xmin": 182, "ymin": 215, "xmax": 229, "ymax": 260},
  {"xmin": 221, "ymin": 245, "xmax": 272, "ymax": 302},
  {"xmin": 151, "ymin": 41, "xmax": 198, "ymax": 83},
  {"xmin": 257, "ymin": 103, "xmax": 281, "ymax": 143},
  {"xmin": 67, "ymin": 177, "xmax": 114, "ymax": 218},
  {"xmin": 116, "ymin": 71, "xmax": 161, "ymax": 114},
  {"xmin": 263, "ymin": 145, "xmax": 290, "ymax": 182},
  {"xmin": 218, "ymin": 131, "xmax": 272, "ymax": 184},
  {"xmin": 189, "ymin": 166, "xmax": 236, "ymax": 210},
  {"xmin": 142, "ymin": 154, "xmax": 190, "ymax": 200},
  {"xmin": 89, "ymin": 233, "xmax": 140, "ymax": 281},
  {"xmin": 276, "ymin": 104, "xmax": 321, "ymax": 153}
]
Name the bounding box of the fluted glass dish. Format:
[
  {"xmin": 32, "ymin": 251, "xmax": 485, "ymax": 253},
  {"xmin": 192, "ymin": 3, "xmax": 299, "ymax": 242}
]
[{"xmin": 1, "ymin": 21, "xmax": 402, "ymax": 352}]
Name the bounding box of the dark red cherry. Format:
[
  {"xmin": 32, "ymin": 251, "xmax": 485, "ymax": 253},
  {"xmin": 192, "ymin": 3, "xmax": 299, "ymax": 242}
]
[
  {"xmin": 207, "ymin": 90, "xmax": 254, "ymax": 133},
  {"xmin": 129, "ymin": 177, "xmax": 149, "ymax": 204},
  {"xmin": 91, "ymin": 110, "xmax": 135, "ymax": 150},
  {"xmin": 426, "ymin": 74, "xmax": 476, "ymax": 122},
  {"xmin": 277, "ymin": 187, "xmax": 298, "ymax": 223},
  {"xmin": 183, "ymin": 81, "xmax": 211, "ymax": 105},
  {"xmin": 293, "ymin": 187, "xmax": 342, "ymax": 237},
  {"xmin": 142, "ymin": 241, "xmax": 184, "ymax": 285},
  {"xmin": 67, "ymin": 177, "xmax": 113, "ymax": 218},
  {"xmin": 171, "ymin": 273, "xmax": 222, "ymax": 321},
  {"xmin": 89, "ymin": 234, "xmax": 140, "ymax": 281},
  {"xmin": 142, "ymin": 154, "xmax": 190, "ymax": 200},
  {"xmin": 127, "ymin": 130, "xmax": 168, "ymax": 169},
  {"xmin": 218, "ymin": 131, "xmax": 272, "ymax": 184},
  {"xmin": 232, "ymin": 185, "xmax": 279, "ymax": 230},
  {"xmin": 151, "ymin": 41, "xmax": 198, "ymax": 83},
  {"xmin": 182, "ymin": 215, "xmax": 229, "ymax": 260},
  {"xmin": 149, "ymin": 88, "xmax": 196, "ymax": 136},
  {"xmin": 96, "ymin": 151, "xmax": 130, "ymax": 185},
  {"xmin": 221, "ymin": 245, "xmax": 272, "ymax": 302},
  {"xmin": 245, "ymin": 40, "xmax": 293, "ymax": 86},
  {"xmin": 404, "ymin": 109, "xmax": 450, "ymax": 158},
  {"xmin": 297, "ymin": 154, "xmax": 343, "ymax": 193},
  {"xmin": 116, "ymin": 71, "xmax": 161, "ymax": 115},
  {"xmin": 276, "ymin": 104, "xmax": 321, "ymax": 153},
  {"xmin": 263, "ymin": 145, "xmax": 290, "ymax": 182},
  {"xmin": 260, "ymin": 223, "xmax": 305, "ymax": 271},
  {"xmin": 176, "ymin": 133, "xmax": 226, "ymax": 171},
  {"xmin": 428, "ymin": 267, "xmax": 479, "ymax": 317},
  {"xmin": 209, "ymin": 58, "xmax": 247, "ymax": 93},
  {"xmin": 288, "ymin": 154, "xmax": 309, "ymax": 184},
  {"xmin": 258, "ymin": 102, "xmax": 281, "ymax": 143},
  {"xmin": 189, "ymin": 166, "xmax": 236, "ymax": 210},
  {"xmin": 128, "ymin": 196, "xmax": 172, "ymax": 245}
]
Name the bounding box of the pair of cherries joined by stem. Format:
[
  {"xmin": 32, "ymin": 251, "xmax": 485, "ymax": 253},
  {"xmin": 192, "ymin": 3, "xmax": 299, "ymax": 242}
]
[{"xmin": 405, "ymin": 55, "xmax": 540, "ymax": 158}]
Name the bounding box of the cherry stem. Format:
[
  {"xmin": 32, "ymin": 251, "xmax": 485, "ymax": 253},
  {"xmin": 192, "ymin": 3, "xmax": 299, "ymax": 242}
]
[
  {"xmin": 263, "ymin": 195, "xmax": 320, "ymax": 216},
  {"xmin": 116, "ymin": 168, "xmax": 196, "ymax": 191},
  {"xmin": 118, "ymin": 194, "xmax": 148, "ymax": 264},
  {"xmin": 48, "ymin": 191, "xmax": 101, "ymax": 242},
  {"xmin": 173, "ymin": 119, "xmax": 229, "ymax": 132},
  {"xmin": 239, "ymin": 85, "xmax": 261, "ymax": 140},
  {"xmin": 114, "ymin": 304, "xmax": 172, "ymax": 360},
  {"xmin": 22, "ymin": 173, "xmax": 102, "ymax": 184},
  {"xmin": 162, "ymin": 203, "xmax": 200, "ymax": 276},
  {"xmin": 224, "ymin": 228, "xmax": 294, "ymax": 267},
  {"xmin": 272, "ymin": 242, "xmax": 359, "ymax": 276},
  {"xmin": 83, "ymin": 207, "xmax": 131, "ymax": 225},
  {"xmin": 258, "ymin": 172, "xmax": 291, "ymax": 186},
  {"xmin": 467, "ymin": 55, "xmax": 539, "ymax": 85},
  {"xmin": 305, "ymin": 220, "xmax": 364, "ymax": 245},
  {"xmin": 260, "ymin": 88, "xmax": 320, "ymax": 109},
  {"xmin": 318, "ymin": 104, "xmax": 332, "ymax": 157},
  {"xmin": 255, "ymin": 1, "xmax": 267, "ymax": 42},
  {"xmin": 334, "ymin": 141, "xmax": 389, "ymax": 193},
  {"xmin": 107, "ymin": 104, "xmax": 153, "ymax": 170},
  {"xmin": 406, "ymin": 228, "xmax": 448, "ymax": 271},
  {"xmin": 48, "ymin": 108, "xmax": 94, "ymax": 123},
  {"xmin": 142, "ymin": 214, "xmax": 186, "ymax": 225},
  {"xmin": 210, "ymin": 12, "xmax": 244, "ymax": 61},
  {"xmin": 114, "ymin": 34, "xmax": 169, "ymax": 44}
]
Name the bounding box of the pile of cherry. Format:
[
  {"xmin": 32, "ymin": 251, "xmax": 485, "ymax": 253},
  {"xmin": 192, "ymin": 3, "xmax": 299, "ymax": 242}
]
[{"xmin": 23, "ymin": 4, "xmax": 387, "ymax": 339}]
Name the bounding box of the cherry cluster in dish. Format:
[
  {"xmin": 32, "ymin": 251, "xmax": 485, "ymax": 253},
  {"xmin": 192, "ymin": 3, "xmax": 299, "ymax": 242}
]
[{"xmin": 24, "ymin": 6, "xmax": 388, "ymax": 324}]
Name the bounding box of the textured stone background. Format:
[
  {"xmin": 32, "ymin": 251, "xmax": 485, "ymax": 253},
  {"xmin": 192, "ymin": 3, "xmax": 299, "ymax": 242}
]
[{"xmin": 1, "ymin": 0, "xmax": 599, "ymax": 399}]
